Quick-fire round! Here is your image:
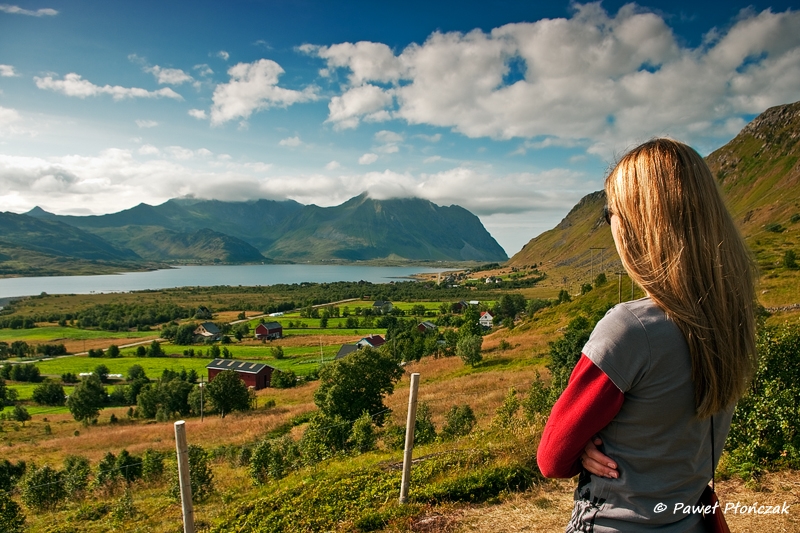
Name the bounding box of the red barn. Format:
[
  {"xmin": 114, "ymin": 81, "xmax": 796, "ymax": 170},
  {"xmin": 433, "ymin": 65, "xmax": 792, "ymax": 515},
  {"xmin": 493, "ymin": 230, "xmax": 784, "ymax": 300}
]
[
  {"xmin": 255, "ymin": 321, "xmax": 283, "ymax": 340},
  {"xmin": 206, "ymin": 358, "xmax": 275, "ymax": 390}
]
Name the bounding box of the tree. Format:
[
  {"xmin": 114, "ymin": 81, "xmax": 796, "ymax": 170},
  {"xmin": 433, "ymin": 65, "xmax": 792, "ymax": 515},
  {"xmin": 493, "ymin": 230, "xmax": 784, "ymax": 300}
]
[
  {"xmin": 270, "ymin": 346, "xmax": 284, "ymax": 359},
  {"xmin": 94, "ymin": 364, "xmax": 110, "ymax": 383},
  {"xmin": 63, "ymin": 455, "xmax": 91, "ymax": 497},
  {"xmin": 205, "ymin": 370, "xmax": 250, "ymax": 418},
  {"xmin": 66, "ymin": 374, "xmax": 107, "ymax": 424},
  {"xmin": 547, "ymin": 316, "xmax": 593, "ymax": 387},
  {"xmin": 348, "ymin": 411, "xmax": 377, "ymax": 454},
  {"xmin": 127, "ymin": 364, "xmax": 147, "ymax": 382},
  {"xmin": 147, "ymin": 340, "xmax": 164, "ymax": 357},
  {"xmin": 414, "ymin": 401, "xmax": 437, "ymax": 445},
  {"xmin": 313, "ymin": 347, "xmax": 403, "ymax": 425},
  {"xmin": 459, "ymin": 306, "xmax": 482, "ymax": 338},
  {"xmin": 136, "ymin": 345, "xmax": 146, "ymax": 357},
  {"xmin": 170, "ymin": 445, "xmax": 213, "ymax": 503},
  {"xmin": 457, "ymin": 334, "xmax": 483, "ymax": 367},
  {"xmin": 0, "ymin": 378, "xmax": 8, "ymax": 412},
  {"xmin": 106, "ymin": 344, "xmax": 120, "ymax": 358},
  {"xmin": 10, "ymin": 406, "xmax": 31, "ymax": 424},
  {"xmin": 174, "ymin": 323, "xmax": 197, "ymax": 345}
]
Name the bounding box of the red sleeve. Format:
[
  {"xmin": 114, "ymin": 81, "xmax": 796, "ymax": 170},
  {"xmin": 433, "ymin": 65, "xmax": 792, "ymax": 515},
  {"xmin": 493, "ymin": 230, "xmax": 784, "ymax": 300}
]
[{"xmin": 536, "ymin": 354, "xmax": 624, "ymax": 478}]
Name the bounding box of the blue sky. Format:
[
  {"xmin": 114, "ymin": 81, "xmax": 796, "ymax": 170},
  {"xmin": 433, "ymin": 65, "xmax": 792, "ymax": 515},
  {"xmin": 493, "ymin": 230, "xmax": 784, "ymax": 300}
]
[{"xmin": 1, "ymin": 0, "xmax": 799, "ymax": 257}]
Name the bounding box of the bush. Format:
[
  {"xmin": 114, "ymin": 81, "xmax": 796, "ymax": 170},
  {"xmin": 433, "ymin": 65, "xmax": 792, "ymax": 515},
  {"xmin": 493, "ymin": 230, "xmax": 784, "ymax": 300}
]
[
  {"xmin": 765, "ymin": 222, "xmax": 784, "ymax": 233},
  {"xmin": 271, "ymin": 369, "xmax": 297, "ymax": 389},
  {"xmin": 493, "ymin": 387, "xmax": 520, "ymax": 429},
  {"xmin": 348, "ymin": 411, "xmax": 377, "ymax": 454},
  {"xmin": 141, "ymin": 449, "xmax": 165, "ymax": 483},
  {"xmin": 170, "ymin": 445, "xmax": 213, "ymax": 503},
  {"xmin": 249, "ymin": 436, "xmax": 300, "ymax": 485},
  {"xmin": 95, "ymin": 452, "xmax": 120, "ymax": 489},
  {"xmin": 20, "ymin": 465, "xmax": 66, "ymax": 511},
  {"xmin": 521, "ymin": 371, "xmax": 559, "ymax": 423},
  {"xmin": 726, "ymin": 324, "xmax": 800, "ymax": 479},
  {"xmin": 0, "ymin": 490, "xmax": 25, "ymax": 533},
  {"xmin": 0, "ymin": 460, "xmax": 26, "ymax": 492},
  {"xmin": 441, "ymin": 405, "xmax": 477, "ymax": 440},
  {"xmin": 783, "ymin": 250, "xmax": 798, "ymax": 270},
  {"xmin": 547, "ymin": 316, "xmax": 594, "ymax": 387},
  {"xmin": 414, "ymin": 402, "xmax": 437, "ymax": 445},
  {"xmin": 270, "ymin": 346, "xmax": 285, "ymax": 359},
  {"xmin": 115, "ymin": 450, "xmax": 142, "ymax": 483},
  {"xmin": 10, "ymin": 406, "xmax": 30, "ymax": 423},
  {"xmin": 381, "ymin": 422, "xmax": 406, "ymax": 451},
  {"xmin": 63, "ymin": 455, "xmax": 91, "ymax": 497}
]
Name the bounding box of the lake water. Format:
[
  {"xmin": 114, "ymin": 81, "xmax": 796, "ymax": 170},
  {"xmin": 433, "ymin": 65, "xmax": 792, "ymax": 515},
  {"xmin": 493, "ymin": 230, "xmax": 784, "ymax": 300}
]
[{"xmin": 0, "ymin": 264, "xmax": 454, "ymax": 300}]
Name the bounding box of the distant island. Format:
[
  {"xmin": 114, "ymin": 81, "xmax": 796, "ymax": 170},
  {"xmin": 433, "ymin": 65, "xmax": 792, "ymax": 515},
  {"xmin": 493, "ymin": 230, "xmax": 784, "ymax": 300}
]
[{"xmin": 0, "ymin": 193, "xmax": 507, "ymax": 277}]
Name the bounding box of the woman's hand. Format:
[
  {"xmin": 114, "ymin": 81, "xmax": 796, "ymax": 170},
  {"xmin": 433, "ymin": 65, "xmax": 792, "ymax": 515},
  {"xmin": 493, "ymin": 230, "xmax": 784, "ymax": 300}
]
[{"xmin": 581, "ymin": 436, "xmax": 619, "ymax": 479}]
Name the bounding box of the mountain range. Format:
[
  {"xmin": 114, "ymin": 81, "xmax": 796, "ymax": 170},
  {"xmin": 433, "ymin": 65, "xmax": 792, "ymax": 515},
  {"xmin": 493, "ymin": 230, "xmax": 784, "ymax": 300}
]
[
  {"xmin": 510, "ymin": 100, "xmax": 800, "ymax": 307},
  {"xmin": 0, "ymin": 194, "xmax": 507, "ymax": 274}
]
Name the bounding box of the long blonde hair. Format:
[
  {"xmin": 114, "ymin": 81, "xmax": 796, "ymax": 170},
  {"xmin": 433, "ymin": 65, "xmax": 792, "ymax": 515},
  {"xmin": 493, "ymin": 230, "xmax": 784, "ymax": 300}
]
[{"xmin": 605, "ymin": 138, "xmax": 757, "ymax": 418}]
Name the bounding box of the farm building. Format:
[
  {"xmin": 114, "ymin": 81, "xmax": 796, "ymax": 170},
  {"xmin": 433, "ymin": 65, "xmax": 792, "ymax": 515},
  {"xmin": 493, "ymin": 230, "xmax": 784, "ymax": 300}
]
[
  {"xmin": 417, "ymin": 321, "xmax": 437, "ymax": 333},
  {"xmin": 479, "ymin": 311, "xmax": 494, "ymax": 328},
  {"xmin": 206, "ymin": 358, "xmax": 275, "ymax": 390},
  {"xmin": 194, "ymin": 322, "xmax": 221, "ymax": 341},
  {"xmin": 335, "ymin": 344, "xmax": 359, "ymax": 360},
  {"xmin": 372, "ymin": 300, "xmax": 393, "ymax": 314},
  {"xmin": 255, "ymin": 321, "xmax": 283, "ymax": 340},
  {"xmin": 357, "ymin": 334, "xmax": 386, "ymax": 349}
]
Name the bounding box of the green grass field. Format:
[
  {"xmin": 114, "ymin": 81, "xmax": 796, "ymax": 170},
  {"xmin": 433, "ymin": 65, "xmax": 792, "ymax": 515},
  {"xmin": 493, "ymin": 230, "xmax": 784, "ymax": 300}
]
[{"xmin": 0, "ymin": 326, "xmax": 156, "ymax": 343}]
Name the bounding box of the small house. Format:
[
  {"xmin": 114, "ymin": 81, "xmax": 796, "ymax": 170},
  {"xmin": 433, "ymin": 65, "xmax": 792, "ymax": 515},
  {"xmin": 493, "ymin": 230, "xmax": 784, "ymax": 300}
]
[
  {"xmin": 479, "ymin": 311, "xmax": 494, "ymax": 329},
  {"xmin": 372, "ymin": 301, "xmax": 393, "ymax": 314},
  {"xmin": 206, "ymin": 358, "xmax": 275, "ymax": 390},
  {"xmin": 255, "ymin": 321, "xmax": 283, "ymax": 340},
  {"xmin": 357, "ymin": 334, "xmax": 386, "ymax": 349},
  {"xmin": 417, "ymin": 321, "xmax": 437, "ymax": 333},
  {"xmin": 194, "ymin": 322, "xmax": 221, "ymax": 341}
]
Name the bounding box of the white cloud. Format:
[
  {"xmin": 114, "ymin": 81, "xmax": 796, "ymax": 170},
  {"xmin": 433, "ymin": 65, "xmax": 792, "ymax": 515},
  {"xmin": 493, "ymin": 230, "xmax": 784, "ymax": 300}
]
[
  {"xmin": 146, "ymin": 65, "xmax": 193, "ymax": 85},
  {"xmin": 194, "ymin": 64, "xmax": 214, "ymax": 77},
  {"xmin": 423, "ymin": 155, "xmax": 441, "ymax": 163},
  {"xmin": 188, "ymin": 109, "xmax": 207, "ymax": 120},
  {"xmin": 308, "ymin": 5, "xmax": 800, "ymax": 152},
  {"xmin": 0, "ymin": 4, "xmax": 57, "ymax": 16},
  {"xmin": 325, "ymin": 160, "xmax": 341, "ymax": 170},
  {"xmin": 374, "ymin": 130, "xmax": 403, "ymax": 143},
  {"xmin": 358, "ymin": 153, "xmax": 378, "ymax": 165},
  {"xmin": 0, "ymin": 106, "xmax": 23, "ymax": 136},
  {"xmin": 135, "ymin": 120, "xmax": 158, "ymax": 128},
  {"xmin": 0, "ymin": 64, "xmax": 17, "ymax": 77},
  {"xmin": 326, "ymin": 84, "xmax": 393, "ymax": 129},
  {"xmin": 278, "ymin": 136, "xmax": 302, "ymax": 147},
  {"xmin": 138, "ymin": 144, "xmax": 160, "ymax": 155},
  {"xmin": 209, "ymin": 59, "xmax": 318, "ymax": 125},
  {"xmin": 35, "ymin": 73, "xmax": 183, "ymax": 100},
  {"xmin": 415, "ymin": 133, "xmax": 441, "ymax": 143},
  {"xmin": 217, "ymin": 50, "xmax": 230, "ymax": 61}
]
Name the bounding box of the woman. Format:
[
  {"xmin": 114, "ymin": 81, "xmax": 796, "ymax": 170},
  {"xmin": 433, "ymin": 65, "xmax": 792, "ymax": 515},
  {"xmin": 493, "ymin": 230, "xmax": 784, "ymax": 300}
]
[{"xmin": 537, "ymin": 139, "xmax": 757, "ymax": 532}]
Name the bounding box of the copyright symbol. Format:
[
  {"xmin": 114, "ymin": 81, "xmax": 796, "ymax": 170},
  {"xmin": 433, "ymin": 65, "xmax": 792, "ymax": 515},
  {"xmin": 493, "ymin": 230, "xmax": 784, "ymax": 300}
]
[{"xmin": 654, "ymin": 503, "xmax": 667, "ymax": 513}]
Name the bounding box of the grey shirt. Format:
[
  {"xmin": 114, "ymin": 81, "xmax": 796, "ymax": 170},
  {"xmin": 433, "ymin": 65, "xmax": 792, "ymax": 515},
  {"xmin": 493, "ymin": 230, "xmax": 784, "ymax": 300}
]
[{"xmin": 568, "ymin": 297, "xmax": 732, "ymax": 532}]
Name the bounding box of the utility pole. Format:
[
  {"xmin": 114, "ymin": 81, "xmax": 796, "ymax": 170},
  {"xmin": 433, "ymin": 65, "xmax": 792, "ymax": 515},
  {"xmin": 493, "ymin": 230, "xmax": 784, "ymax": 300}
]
[{"xmin": 616, "ymin": 271, "xmax": 624, "ymax": 303}]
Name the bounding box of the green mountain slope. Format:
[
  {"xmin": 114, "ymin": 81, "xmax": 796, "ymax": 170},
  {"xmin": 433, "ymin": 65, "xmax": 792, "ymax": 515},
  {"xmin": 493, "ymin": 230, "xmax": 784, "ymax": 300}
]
[
  {"xmin": 267, "ymin": 194, "xmax": 508, "ymax": 261},
  {"xmin": 27, "ymin": 194, "xmax": 507, "ymax": 263},
  {"xmin": 510, "ymin": 99, "xmax": 800, "ymax": 306}
]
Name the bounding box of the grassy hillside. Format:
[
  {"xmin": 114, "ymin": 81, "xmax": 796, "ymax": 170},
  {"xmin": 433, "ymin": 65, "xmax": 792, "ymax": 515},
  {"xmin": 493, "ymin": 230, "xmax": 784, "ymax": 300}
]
[{"xmin": 511, "ymin": 100, "xmax": 800, "ymax": 308}]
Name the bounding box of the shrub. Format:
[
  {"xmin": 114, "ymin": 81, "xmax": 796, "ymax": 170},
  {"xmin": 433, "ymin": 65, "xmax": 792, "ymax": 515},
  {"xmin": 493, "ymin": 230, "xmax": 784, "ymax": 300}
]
[
  {"xmin": 170, "ymin": 445, "xmax": 213, "ymax": 503},
  {"xmin": 249, "ymin": 436, "xmax": 300, "ymax": 485},
  {"xmin": 765, "ymin": 222, "xmax": 784, "ymax": 233},
  {"xmin": 783, "ymin": 250, "xmax": 798, "ymax": 270},
  {"xmin": 441, "ymin": 404, "xmax": 477, "ymax": 440},
  {"xmin": 493, "ymin": 387, "xmax": 520, "ymax": 429},
  {"xmin": 0, "ymin": 460, "xmax": 26, "ymax": 492},
  {"xmin": 271, "ymin": 369, "xmax": 297, "ymax": 389},
  {"xmin": 0, "ymin": 490, "xmax": 25, "ymax": 533},
  {"xmin": 63, "ymin": 455, "xmax": 91, "ymax": 497},
  {"xmin": 414, "ymin": 401, "xmax": 437, "ymax": 445},
  {"xmin": 20, "ymin": 465, "xmax": 66, "ymax": 511},
  {"xmin": 10, "ymin": 406, "xmax": 30, "ymax": 423},
  {"xmin": 141, "ymin": 449, "xmax": 165, "ymax": 483},
  {"xmin": 381, "ymin": 422, "xmax": 406, "ymax": 451},
  {"xmin": 115, "ymin": 450, "xmax": 142, "ymax": 483},
  {"xmin": 348, "ymin": 411, "xmax": 377, "ymax": 454},
  {"xmin": 61, "ymin": 372, "xmax": 79, "ymax": 384},
  {"xmin": 270, "ymin": 346, "xmax": 285, "ymax": 359},
  {"xmin": 726, "ymin": 324, "xmax": 800, "ymax": 479},
  {"xmin": 94, "ymin": 452, "xmax": 120, "ymax": 489},
  {"xmin": 547, "ymin": 316, "xmax": 593, "ymax": 387},
  {"xmin": 594, "ymin": 273, "xmax": 608, "ymax": 287},
  {"xmin": 521, "ymin": 371, "xmax": 559, "ymax": 423}
]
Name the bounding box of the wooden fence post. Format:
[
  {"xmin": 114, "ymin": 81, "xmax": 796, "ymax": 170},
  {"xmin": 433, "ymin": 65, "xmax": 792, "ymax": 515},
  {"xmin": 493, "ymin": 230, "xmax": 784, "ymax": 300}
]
[
  {"xmin": 174, "ymin": 420, "xmax": 195, "ymax": 533},
  {"xmin": 399, "ymin": 372, "xmax": 420, "ymax": 504}
]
